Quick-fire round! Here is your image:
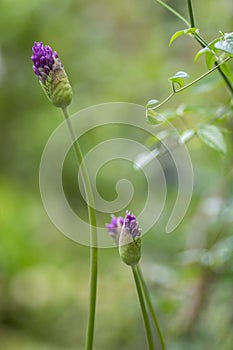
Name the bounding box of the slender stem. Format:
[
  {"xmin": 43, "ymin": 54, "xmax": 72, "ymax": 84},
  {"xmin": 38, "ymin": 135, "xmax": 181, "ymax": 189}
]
[
  {"xmin": 149, "ymin": 57, "xmax": 231, "ymax": 111},
  {"xmin": 156, "ymin": 0, "xmax": 233, "ymax": 96},
  {"xmin": 62, "ymin": 107, "xmax": 98, "ymax": 350},
  {"xmin": 187, "ymin": 0, "xmax": 195, "ymax": 28},
  {"xmin": 155, "ymin": 0, "xmax": 190, "ymax": 26},
  {"xmin": 136, "ymin": 265, "xmax": 166, "ymax": 350},
  {"xmin": 186, "ymin": 0, "xmax": 233, "ymax": 97},
  {"xmin": 175, "ymin": 58, "xmax": 230, "ymax": 93},
  {"xmin": 132, "ymin": 265, "xmax": 155, "ymax": 350},
  {"xmin": 150, "ymin": 92, "xmax": 174, "ymax": 110}
]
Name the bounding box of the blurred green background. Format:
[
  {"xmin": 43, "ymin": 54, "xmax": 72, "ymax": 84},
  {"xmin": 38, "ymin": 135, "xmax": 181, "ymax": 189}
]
[{"xmin": 0, "ymin": 0, "xmax": 233, "ymax": 349}]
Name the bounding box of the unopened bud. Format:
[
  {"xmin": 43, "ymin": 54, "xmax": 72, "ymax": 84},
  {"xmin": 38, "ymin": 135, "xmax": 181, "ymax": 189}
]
[
  {"xmin": 119, "ymin": 211, "xmax": 141, "ymax": 266},
  {"xmin": 31, "ymin": 42, "xmax": 72, "ymax": 108},
  {"xmin": 106, "ymin": 211, "xmax": 142, "ymax": 266}
]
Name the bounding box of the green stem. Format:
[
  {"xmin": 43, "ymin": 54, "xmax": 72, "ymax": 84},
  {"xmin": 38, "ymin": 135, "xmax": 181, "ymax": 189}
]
[
  {"xmin": 155, "ymin": 0, "xmax": 190, "ymax": 26},
  {"xmin": 151, "ymin": 92, "xmax": 174, "ymax": 110},
  {"xmin": 136, "ymin": 265, "xmax": 166, "ymax": 350},
  {"xmin": 132, "ymin": 265, "xmax": 155, "ymax": 350},
  {"xmin": 186, "ymin": 0, "xmax": 233, "ymax": 97},
  {"xmin": 62, "ymin": 107, "xmax": 98, "ymax": 350},
  {"xmin": 156, "ymin": 0, "xmax": 233, "ymax": 96},
  {"xmin": 149, "ymin": 57, "xmax": 231, "ymax": 111},
  {"xmin": 187, "ymin": 0, "xmax": 195, "ymax": 28},
  {"xmin": 176, "ymin": 58, "xmax": 230, "ymax": 93}
]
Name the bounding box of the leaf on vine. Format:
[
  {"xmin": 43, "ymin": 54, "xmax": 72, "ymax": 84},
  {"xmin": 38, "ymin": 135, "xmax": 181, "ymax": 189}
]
[
  {"xmin": 179, "ymin": 129, "xmax": 195, "ymax": 144},
  {"xmin": 169, "ymin": 71, "xmax": 189, "ymax": 88},
  {"xmin": 169, "ymin": 27, "xmax": 198, "ymax": 46},
  {"xmin": 197, "ymin": 124, "xmax": 226, "ymax": 153},
  {"xmin": 146, "ymin": 99, "xmax": 159, "ymax": 108},
  {"xmin": 214, "ymin": 32, "xmax": 233, "ymax": 56},
  {"xmin": 194, "ymin": 47, "xmax": 210, "ymax": 63},
  {"xmin": 146, "ymin": 109, "xmax": 164, "ymax": 125},
  {"xmin": 205, "ymin": 50, "xmax": 216, "ymax": 69},
  {"xmin": 194, "ymin": 48, "xmax": 216, "ymax": 69}
]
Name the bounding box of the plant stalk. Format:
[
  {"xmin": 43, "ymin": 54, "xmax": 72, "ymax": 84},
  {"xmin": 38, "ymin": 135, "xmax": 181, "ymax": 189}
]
[
  {"xmin": 62, "ymin": 107, "xmax": 98, "ymax": 350},
  {"xmin": 132, "ymin": 265, "xmax": 155, "ymax": 350},
  {"xmin": 187, "ymin": 0, "xmax": 195, "ymax": 28},
  {"xmin": 136, "ymin": 265, "xmax": 166, "ymax": 350}
]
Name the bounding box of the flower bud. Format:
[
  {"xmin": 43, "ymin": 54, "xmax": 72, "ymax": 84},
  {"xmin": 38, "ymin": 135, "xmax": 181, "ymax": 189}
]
[
  {"xmin": 106, "ymin": 211, "xmax": 142, "ymax": 266},
  {"xmin": 119, "ymin": 212, "xmax": 141, "ymax": 266},
  {"xmin": 31, "ymin": 42, "xmax": 72, "ymax": 108}
]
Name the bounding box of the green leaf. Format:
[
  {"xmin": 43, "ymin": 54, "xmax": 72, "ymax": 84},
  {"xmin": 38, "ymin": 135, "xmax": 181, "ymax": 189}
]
[
  {"xmin": 205, "ymin": 50, "xmax": 216, "ymax": 69},
  {"xmin": 194, "ymin": 48, "xmax": 216, "ymax": 69},
  {"xmin": 169, "ymin": 71, "xmax": 189, "ymax": 88},
  {"xmin": 215, "ymin": 41, "xmax": 233, "ymax": 55},
  {"xmin": 194, "ymin": 47, "xmax": 210, "ymax": 63},
  {"xmin": 146, "ymin": 99, "xmax": 159, "ymax": 108},
  {"xmin": 179, "ymin": 129, "xmax": 195, "ymax": 144},
  {"xmin": 169, "ymin": 27, "xmax": 198, "ymax": 46},
  {"xmin": 146, "ymin": 109, "xmax": 164, "ymax": 125},
  {"xmin": 214, "ymin": 32, "xmax": 233, "ymax": 55},
  {"xmin": 169, "ymin": 30, "xmax": 186, "ymax": 46},
  {"xmin": 197, "ymin": 125, "xmax": 227, "ymax": 153}
]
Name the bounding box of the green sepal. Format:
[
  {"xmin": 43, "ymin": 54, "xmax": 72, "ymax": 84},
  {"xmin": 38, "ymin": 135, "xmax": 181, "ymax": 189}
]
[
  {"xmin": 119, "ymin": 230, "xmax": 141, "ymax": 266},
  {"xmin": 40, "ymin": 59, "xmax": 73, "ymax": 108}
]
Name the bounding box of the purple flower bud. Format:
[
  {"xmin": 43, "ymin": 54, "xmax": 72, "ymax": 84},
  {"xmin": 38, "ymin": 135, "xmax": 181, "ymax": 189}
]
[
  {"xmin": 124, "ymin": 211, "xmax": 142, "ymax": 239},
  {"xmin": 106, "ymin": 215, "xmax": 124, "ymax": 245},
  {"xmin": 106, "ymin": 211, "xmax": 142, "ymax": 266},
  {"xmin": 31, "ymin": 41, "xmax": 72, "ymax": 108}
]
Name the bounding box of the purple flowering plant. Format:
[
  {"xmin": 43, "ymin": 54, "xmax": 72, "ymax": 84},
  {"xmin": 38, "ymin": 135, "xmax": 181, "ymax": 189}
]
[
  {"xmin": 31, "ymin": 40, "xmax": 165, "ymax": 349},
  {"xmin": 32, "ymin": 41, "xmax": 98, "ymax": 350},
  {"xmin": 106, "ymin": 211, "xmax": 165, "ymax": 349},
  {"xmin": 31, "ymin": 2, "xmax": 233, "ymax": 349},
  {"xmin": 31, "ymin": 38, "xmax": 165, "ymax": 345}
]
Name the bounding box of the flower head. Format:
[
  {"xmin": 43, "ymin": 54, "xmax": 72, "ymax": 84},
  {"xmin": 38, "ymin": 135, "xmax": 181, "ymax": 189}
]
[
  {"xmin": 31, "ymin": 41, "xmax": 72, "ymax": 108},
  {"xmin": 105, "ymin": 215, "xmax": 124, "ymax": 245},
  {"xmin": 124, "ymin": 211, "xmax": 142, "ymax": 239},
  {"xmin": 106, "ymin": 211, "xmax": 141, "ymax": 266}
]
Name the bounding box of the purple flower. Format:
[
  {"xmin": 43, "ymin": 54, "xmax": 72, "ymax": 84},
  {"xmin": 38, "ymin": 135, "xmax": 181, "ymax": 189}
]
[
  {"xmin": 106, "ymin": 211, "xmax": 141, "ymax": 266},
  {"xmin": 124, "ymin": 211, "xmax": 142, "ymax": 239},
  {"xmin": 106, "ymin": 215, "xmax": 124, "ymax": 244},
  {"xmin": 31, "ymin": 42, "xmax": 59, "ymax": 83},
  {"xmin": 31, "ymin": 41, "xmax": 72, "ymax": 108}
]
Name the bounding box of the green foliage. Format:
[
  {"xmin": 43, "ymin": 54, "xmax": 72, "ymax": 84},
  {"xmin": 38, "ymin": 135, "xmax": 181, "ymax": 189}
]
[
  {"xmin": 168, "ymin": 71, "xmax": 189, "ymax": 88},
  {"xmin": 0, "ymin": 0, "xmax": 233, "ymax": 349},
  {"xmin": 194, "ymin": 48, "xmax": 216, "ymax": 69},
  {"xmin": 146, "ymin": 99, "xmax": 160, "ymax": 108},
  {"xmin": 215, "ymin": 32, "xmax": 233, "ymax": 56},
  {"xmin": 197, "ymin": 124, "xmax": 227, "ymax": 154},
  {"xmin": 169, "ymin": 27, "xmax": 198, "ymax": 46}
]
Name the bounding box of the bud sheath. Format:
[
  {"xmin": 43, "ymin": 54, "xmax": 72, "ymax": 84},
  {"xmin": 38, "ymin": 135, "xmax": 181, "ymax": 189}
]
[{"xmin": 31, "ymin": 42, "xmax": 72, "ymax": 108}]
